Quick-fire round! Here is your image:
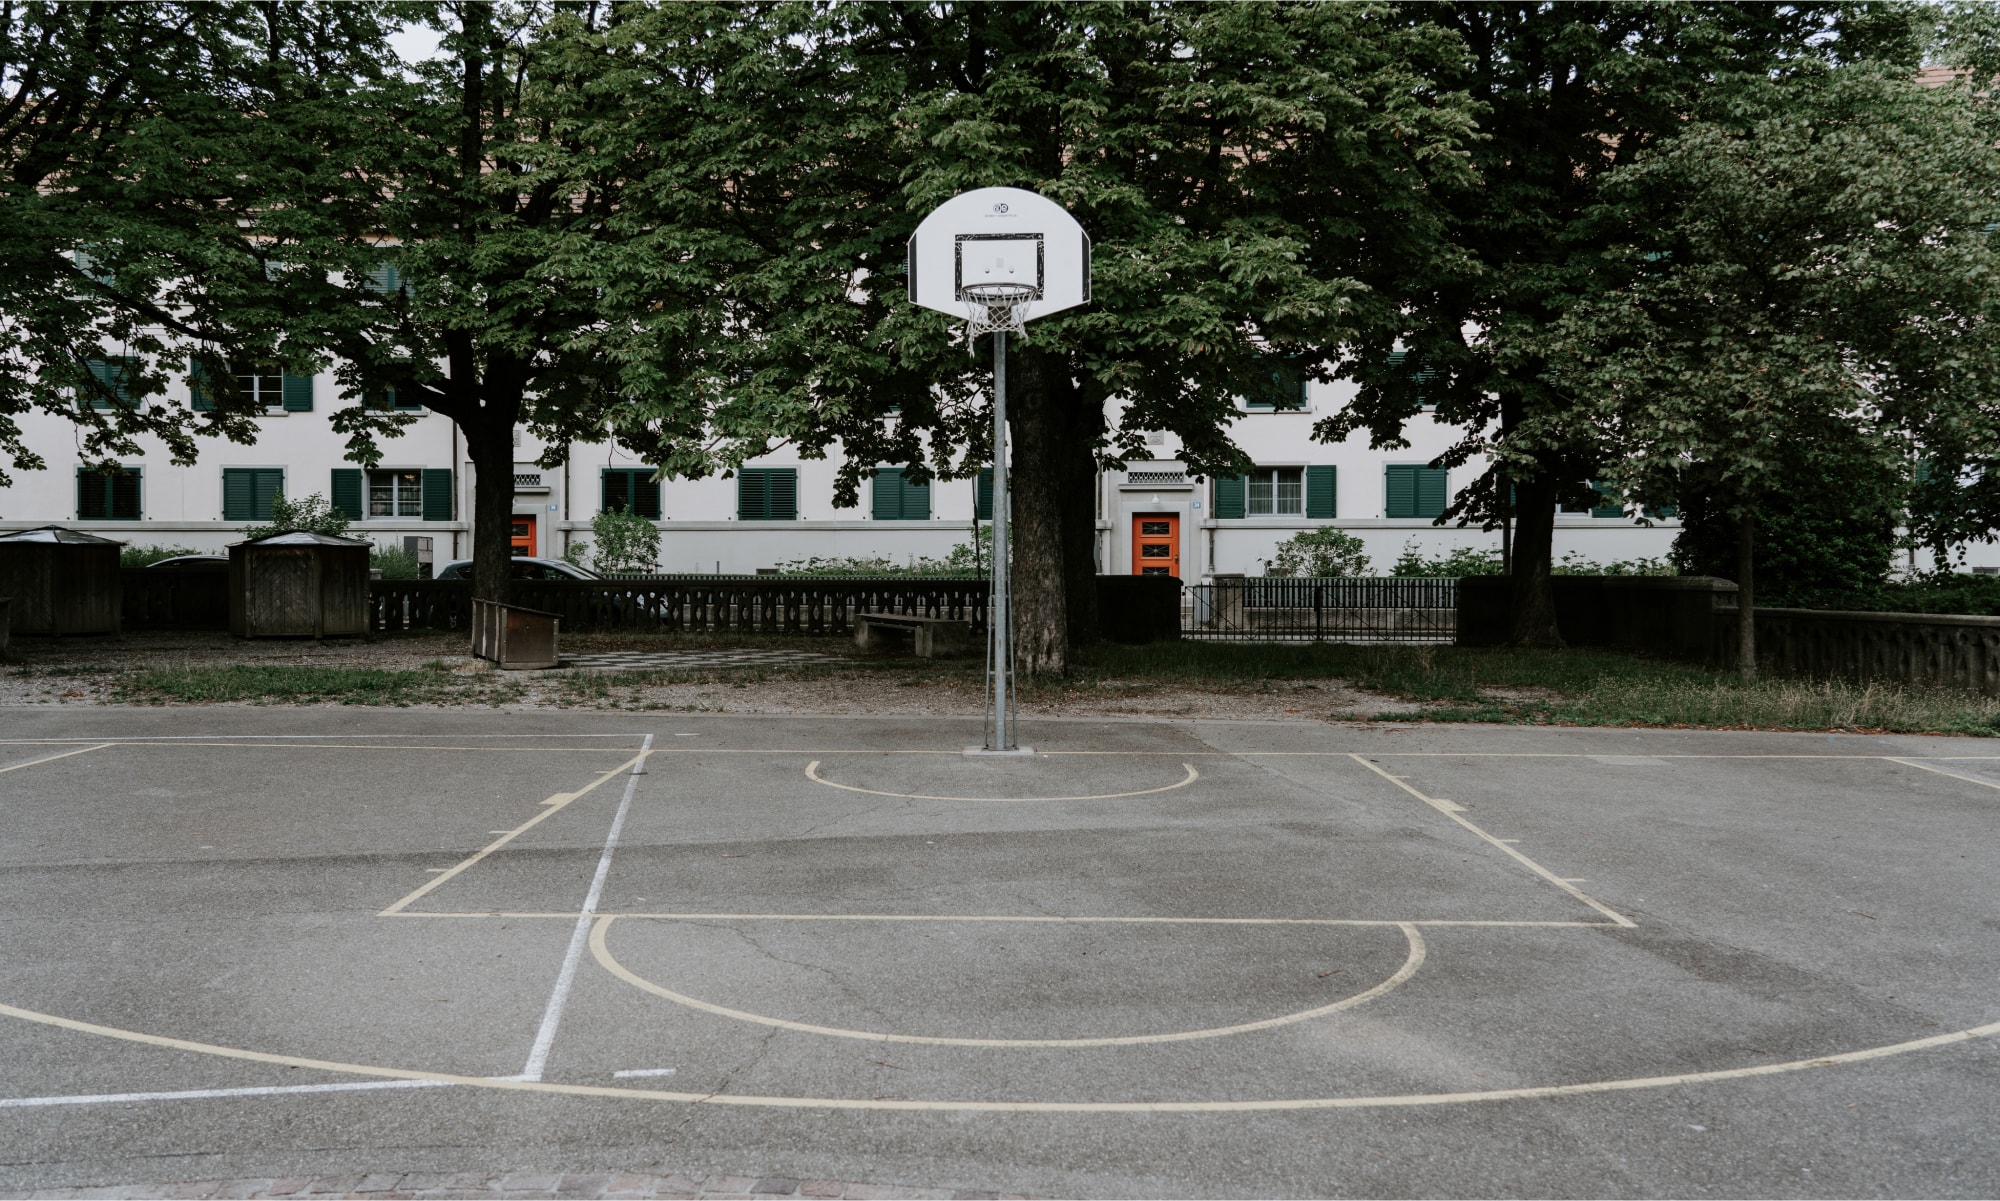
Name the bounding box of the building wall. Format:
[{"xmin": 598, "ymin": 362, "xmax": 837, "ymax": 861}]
[{"xmin": 0, "ymin": 359, "xmax": 1734, "ymax": 577}]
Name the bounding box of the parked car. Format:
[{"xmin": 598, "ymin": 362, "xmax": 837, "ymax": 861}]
[
  {"xmin": 144, "ymin": 555, "xmax": 228, "ymax": 568},
  {"xmin": 432, "ymin": 556, "xmax": 600, "ymax": 581}
]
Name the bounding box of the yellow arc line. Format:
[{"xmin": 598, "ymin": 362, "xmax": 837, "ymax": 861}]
[
  {"xmin": 588, "ymin": 916, "xmax": 1424, "ymax": 1048},
  {"xmin": 1347, "ymin": 754, "xmax": 1636, "ymax": 929},
  {"xmin": 377, "ymin": 748, "xmax": 652, "ymax": 916},
  {"xmin": 0, "ymin": 998, "xmax": 1993, "ymax": 1113},
  {"xmin": 804, "ymin": 759, "xmax": 1199, "ymax": 802},
  {"xmin": 0, "ymin": 743, "xmax": 113, "ymax": 774}
]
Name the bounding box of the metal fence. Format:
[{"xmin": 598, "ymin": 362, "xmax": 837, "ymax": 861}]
[{"xmin": 1182, "ymin": 576, "xmax": 1456, "ymax": 643}]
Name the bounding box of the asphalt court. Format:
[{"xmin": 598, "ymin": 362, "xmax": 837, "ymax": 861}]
[{"xmin": 2, "ymin": 710, "xmax": 1998, "ymax": 1196}]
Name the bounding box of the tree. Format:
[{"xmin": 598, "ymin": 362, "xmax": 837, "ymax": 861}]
[
  {"xmin": 588, "ymin": 2, "xmax": 1476, "ymax": 673},
  {"xmin": 1542, "ymin": 64, "xmax": 2000, "ymax": 678},
  {"xmin": 0, "ymin": 2, "xmax": 401, "ymax": 480},
  {"xmin": 1314, "ymin": 2, "xmax": 1927, "ymax": 649}
]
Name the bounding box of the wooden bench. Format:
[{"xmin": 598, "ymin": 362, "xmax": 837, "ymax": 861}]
[{"xmin": 854, "ymin": 612, "xmax": 974, "ymax": 658}]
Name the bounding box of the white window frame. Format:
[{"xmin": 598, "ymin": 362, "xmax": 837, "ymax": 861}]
[{"xmin": 1246, "ymin": 465, "xmax": 1305, "ymax": 517}]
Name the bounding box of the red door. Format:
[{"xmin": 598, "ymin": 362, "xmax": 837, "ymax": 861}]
[
  {"xmin": 1132, "ymin": 514, "xmax": 1180, "ymax": 577},
  {"xmin": 510, "ymin": 515, "xmax": 537, "ymax": 558}
]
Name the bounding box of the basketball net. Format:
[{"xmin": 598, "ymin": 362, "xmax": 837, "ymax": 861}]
[{"xmin": 961, "ymin": 282, "xmax": 1035, "ymax": 347}]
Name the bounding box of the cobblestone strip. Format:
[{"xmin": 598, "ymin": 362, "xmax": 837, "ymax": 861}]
[{"xmin": 1, "ymin": 1170, "xmax": 1034, "ymax": 1200}]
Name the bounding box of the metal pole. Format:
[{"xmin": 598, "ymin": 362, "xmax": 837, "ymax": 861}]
[{"xmin": 985, "ymin": 330, "xmax": 1015, "ymax": 750}]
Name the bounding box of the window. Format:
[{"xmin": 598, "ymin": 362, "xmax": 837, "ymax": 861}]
[
  {"xmin": 1384, "ymin": 464, "xmax": 1448, "ymax": 520},
  {"xmin": 871, "ymin": 467, "xmax": 930, "ymax": 520},
  {"xmin": 369, "ymin": 469, "xmax": 423, "ymax": 517},
  {"xmin": 77, "ymin": 467, "xmax": 140, "ymax": 520},
  {"xmin": 737, "ymin": 467, "xmax": 798, "ymax": 521},
  {"xmin": 222, "ymin": 468, "xmax": 284, "ymax": 522},
  {"xmin": 1386, "ymin": 350, "xmax": 1438, "ymax": 410},
  {"xmin": 1244, "ymin": 358, "xmax": 1308, "ymax": 411},
  {"xmin": 189, "ymin": 361, "xmax": 311, "ymax": 412},
  {"xmin": 83, "ymin": 357, "xmax": 137, "ymax": 409},
  {"xmin": 601, "ymin": 468, "xmax": 662, "ymax": 520},
  {"xmin": 1560, "ymin": 483, "xmax": 1625, "ymax": 519},
  {"xmin": 1247, "ymin": 467, "xmax": 1304, "ymax": 516},
  {"xmin": 365, "ymin": 387, "xmax": 423, "ymax": 412}
]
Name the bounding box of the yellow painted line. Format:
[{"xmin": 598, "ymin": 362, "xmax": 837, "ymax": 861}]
[
  {"xmin": 381, "ymin": 910, "xmax": 1619, "ymax": 928},
  {"xmin": 804, "ymin": 759, "xmax": 1199, "ymax": 802},
  {"xmin": 589, "ymin": 916, "xmax": 1423, "ymax": 1047},
  {"xmin": 1884, "ymin": 757, "xmax": 2000, "ymax": 791},
  {"xmin": 376, "ymin": 748, "xmax": 652, "ymax": 916},
  {"xmin": 1348, "ymin": 754, "xmax": 1636, "ymax": 929},
  {"xmin": 0, "ymin": 997, "xmax": 1993, "ymax": 1113},
  {"xmin": 0, "ymin": 743, "xmax": 113, "ymax": 775}
]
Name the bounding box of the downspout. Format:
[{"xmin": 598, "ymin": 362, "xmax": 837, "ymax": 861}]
[{"xmin": 450, "ymin": 421, "xmax": 460, "ymax": 559}]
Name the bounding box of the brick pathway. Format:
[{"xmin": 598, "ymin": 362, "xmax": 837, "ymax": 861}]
[{"xmin": 2, "ymin": 1170, "xmax": 1030, "ymax": 1200}]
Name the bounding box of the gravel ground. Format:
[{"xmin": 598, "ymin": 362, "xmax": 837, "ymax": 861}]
[{"xmin": 0, "ymin": 631, "xmax": 1425, "ymax": 722}]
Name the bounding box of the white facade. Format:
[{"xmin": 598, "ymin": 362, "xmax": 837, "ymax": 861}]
[{"xmin": 0, "ymin": 363, "xmax": 1693, "ymax": 577}]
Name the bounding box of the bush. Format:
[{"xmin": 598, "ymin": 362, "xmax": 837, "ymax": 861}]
[
  {"xmin": 120, "ymin": 543, "xmax": 204, "ymax": 568},
  {"xmin": 369, "ymin": 546, "xmax": 423, "ymax": 579},
  {"xmin": 242, "ymin": 492, "xmax": 351, "ymax": 541},
  {"xmin": 1391, "ymin": 542, "xmax": 1505, "ymax": 577},
  {"xmin": 1553, "ymin": 552, "xmax": 1674, "ymax": 577},
  {"xmin": 774, "ymin": 526, "xmax": 991, "ymax": 577},
  {"xmin": 590, "ymin": 506, "xmax": 660, "ymax": 573},
  {"xmin": 1267, "ymin": 527, "xmax": 1371, "ymax": 577}
]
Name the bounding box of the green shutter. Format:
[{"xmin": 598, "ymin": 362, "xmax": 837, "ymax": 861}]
[
  {"xmin": 85, "ymin": 358, "xmax": 131, "ymax": 408},
  {"xmin": 632, "ymin": 472, "xmax": 661, "ymax": 519},
  {"xmin": 1415, "ymin": 466, "xmax": 1447, "ymax": 519},
  {"xmin": 421, "ymin": 468, "xmax": 453, "ymax": 521},
  {"xmin": 281, "ymin": 371, "xmax": 313, "ymax": 412},
  {"xmin": 189, "ymin": 359, "xmax": 214, "ymax": 411},
  {"xmin": 1590, "ymin": 484, "xmax": 1624, "ymax": 519},
  {"xmin": 223, "ymin": 469, "xmax": 254, "ymax": 520},
  {"xmin": 330, "ymin": 468, "xmax": 364, "ymax": 519},
  {"xmin": 769, "ymin": 469, "xmax": 797, "ymax": 520},
  {"xmin": 738, "ymin": 470, "xmax": 767, "ymax": 520},
  {"xmin": 393, "ymin": 388, "xmax": 422, "ymax": 411},
  {"xmin": 109, "ymin": 468, "xmax": 141, "ymax": 519},
  {"xmin": 1305, "ymin": 465, "xmax": 1337, "ymax": 520},
  {"xmin": 1213, "ymin": 474, "xmax": 1246, "ymax": 520},
  {"xmin": 77, "ymin": 470, "xmax": 101, "ymax": 520},
  {"xmin": 975, "ymin": 468, "xmax": 993, "ymax": 521},
  {"xmin": 873, "ymin": 468, "xmax": 926, "ymax": 520},
  {"xmin": 1385, "ymin": 465, "xmax": 1416, "ymax": 519}
]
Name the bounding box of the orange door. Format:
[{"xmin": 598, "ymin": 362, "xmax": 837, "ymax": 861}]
[
  {"xmin": 510, "ymin": 515, "xmax": 537, "ymax": 558},
  {"xmin": 1132, "ymin": 514, "xmax": 1180, "ymax": 577}
]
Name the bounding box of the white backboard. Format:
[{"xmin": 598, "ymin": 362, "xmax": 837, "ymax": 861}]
[{"xmin": 907, "ymin": 187, "xmax": 1091, "ymax": 321}]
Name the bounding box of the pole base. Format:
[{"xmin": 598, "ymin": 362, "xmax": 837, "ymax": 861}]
[{"xmin": 964, "ymin": 746, "xmax": 1037, "ymax": 758}]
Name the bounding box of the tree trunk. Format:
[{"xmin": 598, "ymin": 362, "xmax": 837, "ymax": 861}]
[
  {"xmin": 1507, "ymin": 475, "xmax": 1563, "ymax": 648},
  {"xmin": 464, "ymin": 415, "xmax": 516, "ymax": 607},
  {"xmin": 1058, "ymin": 370, "xmax": 1105, "ymax": 650},
  {"xmin": 1737, "ymin": 510, "xmax": 1756, "ymax": 683},
  {"xmin": 1005, "ymin": 341, "xmax": 1068, "ymax": 675}
]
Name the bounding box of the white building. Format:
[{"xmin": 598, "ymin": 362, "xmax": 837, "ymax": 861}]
[{"xmin": 0, "ymin": 356, "xmax": 1684, "ymax": 577}]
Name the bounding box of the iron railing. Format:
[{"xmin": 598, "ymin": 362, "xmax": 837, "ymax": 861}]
[{"xmin": 1183, "ymin": 576, "xmax": 1456, "ymax": 643}]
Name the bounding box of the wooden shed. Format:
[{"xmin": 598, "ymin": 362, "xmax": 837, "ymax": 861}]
[
  {"xmin": 227, "ymin": 531, "xmax": 371, "ymax": 638},
  {"xmin": 0, "ymin": 525, "xmax": 124, "ymax": 635}
]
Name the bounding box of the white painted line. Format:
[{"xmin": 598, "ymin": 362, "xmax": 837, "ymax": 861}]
[
  {"xmin": 0, "ymin": 1077, "xmax": 451, "ymax": 1109},
  {"xmin": 0, "ymin": 743, "xmax": 113, "ymax": 775},
  {"xmin": 1590, "ymin": 755, "xmax": 1668, "ymax": 766},
  {"xmin": 520, "ymin": 734, "xmax": 655, "ymax": 1082},
  {"xmin": 613, "ymin": 1068, "xmax": 678, "ymax": 1078},
  {"xmin": 1886, "ymin": 757, "xmax": 2000, "ymax": 791}
]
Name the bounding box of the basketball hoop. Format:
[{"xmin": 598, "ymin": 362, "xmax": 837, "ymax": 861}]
[{"xmin": 961, "ymin": 281, "xmax": 1037, "ymax": 344}]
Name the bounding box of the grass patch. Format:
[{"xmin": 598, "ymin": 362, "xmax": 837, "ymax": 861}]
[
  {"xmin": 1065, "ymin": 641, "xmax": 2000, "ymax": 735},
  {"xmin": 118, "ymin": 665, "xmax": 519, "ymax": 706}
]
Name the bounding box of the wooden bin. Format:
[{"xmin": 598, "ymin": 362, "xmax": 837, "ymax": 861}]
[
  {"xmin": 227, "ymin": 531, "xmax": 371, "ymax": 638},
  {"xmin": 471, "ymin": 597, "xmax": 560, "ymax": 669},
  {"xmin": 0, "ymin": 526, "xmax": 124, "ymax": 635}
]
